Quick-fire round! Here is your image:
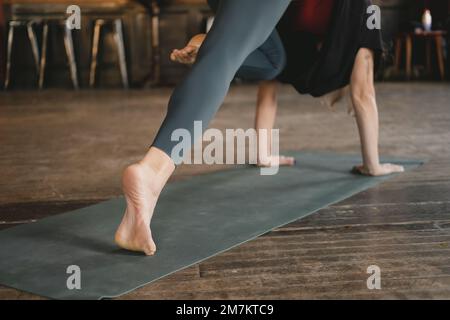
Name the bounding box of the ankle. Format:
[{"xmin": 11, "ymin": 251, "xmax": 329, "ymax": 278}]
[
  {"xmin": 189, "ymin": 34, "xmax": 206, "ymax": 47},
  {"xmin": 140, "ymin": 147, "xmax": 175, "ymax": 181},
  {"xmin": 363, "ymin": 162, "xmax": 381, "ymax": 175}
]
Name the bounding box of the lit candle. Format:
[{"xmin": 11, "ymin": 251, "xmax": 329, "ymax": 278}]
[{"xmin": 422, "ymin": 9, "xmax": 432, "ymax": 32}]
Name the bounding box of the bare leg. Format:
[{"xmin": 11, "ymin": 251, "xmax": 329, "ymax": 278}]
[
  {"xmin": 350, "ymin": 48, "xmax": 404, "ymax": 176},
  {"xmin": 255, "ymin": 80, "xmax": 295, "ymax": 167},
  {"xmin": 115, "ymin": 147, "xmax": 175, "ymax": 255}
]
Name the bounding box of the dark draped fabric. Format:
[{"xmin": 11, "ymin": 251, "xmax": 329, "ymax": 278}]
[
  {"xmin": 277, "ymin": 0, "xmax": 383, "ymax": 97},
  {"xmin": 0, "ymin": 0, "xmax": 5, "ymax": 85}
]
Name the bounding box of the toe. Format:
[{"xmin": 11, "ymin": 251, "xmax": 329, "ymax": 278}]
[
  {"xmin": 391, "ymin": 164, "xmax": 405, "ymax": 173},
  {"xmin": 143, "ymin": 243, "xmax": 156, "ymax": 256},
  {"xmin": 172, "ymin": 50, "xmax": 182, "ymax": 61},
  {"xmin": 279, "ymin": 156, "xmax": 295, "ymax": 166}
]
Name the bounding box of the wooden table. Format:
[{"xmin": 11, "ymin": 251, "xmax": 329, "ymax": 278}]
[{"xmin": 395, "ymin": 30, "xmax": 447, "ymax": 81}]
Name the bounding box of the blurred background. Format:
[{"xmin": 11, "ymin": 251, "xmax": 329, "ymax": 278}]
[{"xmin": 0, "ymin": 0, "xmax": 449, "ymax": 89}]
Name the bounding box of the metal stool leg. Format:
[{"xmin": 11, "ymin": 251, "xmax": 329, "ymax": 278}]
[
  {"xmin": 113, "ymin": 19, "xmax": 129, "ymax": 89},
  {"xmin": 63, "ymin": 25, "xmax": 79, "ymax": 89},
  {"xmin": 4, "ymin": 22, "xmax": 16, "ymax": 89},
  {"xmin": 38, "ymin": 22, "xmax": 49, "ymax": 90},
  {"xmin": 151, "ymin": 0, "xmax": 161, "ymax": 85},
  {"xmin": 27, "ymin": 21, "xmax": 41, "ymax": 80},
  {"xmin": 89, "ymin": 19, "xmax": 103, "ymax": 88}
]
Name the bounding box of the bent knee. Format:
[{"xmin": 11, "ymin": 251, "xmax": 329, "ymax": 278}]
[
  {"xmin": 272, "ymin": 48, "xmax": 287, "ymax": 79},
  {"xmin": 261, "ymin": 55, "xmax": 286, "ymax": 81},
  {"xmin": 265, "ymin": 64, "xmax": 285, "ymax": 80}
]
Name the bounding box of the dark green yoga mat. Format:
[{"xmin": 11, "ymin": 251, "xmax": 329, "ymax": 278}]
[{"xmin": 0, "ymin": 152, "xmax": 422, "ymax": 300}]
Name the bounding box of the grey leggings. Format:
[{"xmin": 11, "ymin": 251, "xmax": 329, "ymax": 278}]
[{"xmin": 152, "ymin": 0, "xmax": 290, "ymax": 159}]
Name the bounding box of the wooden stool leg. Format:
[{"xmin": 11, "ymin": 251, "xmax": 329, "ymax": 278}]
[
  {"xmin": 435, "ymin": 35, "xmax": 445, "ymax": 81},
  {"xmin": 89, "ymin": 20, "xmax": 103, "ymax": 88},
  {"xmin": 26, "ymin": 21, "xmax": 40, "ymax": 78},
  {"xmin": 63, "ymin": 26, "xmax": 79, "ymax": 89},
  {"xmin": 113, "ymin": 19, "xmax": 129, "ymax": 89},
  {"xmin": 4, "ymin": 23, "xmax": 15, "ymax": 89},
  {"xmin": 151, "ymin": 0, "xmax": 161, "ymax": 85},
  {"xmin": 38, "ymin": 22, "xmax": 49, "ymax": 90},
  {"xmin": 405, "ymin": 34, "xmax": 413, "ymax": 80}
]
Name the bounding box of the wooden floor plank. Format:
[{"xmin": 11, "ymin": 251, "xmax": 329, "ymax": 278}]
[{"xmin": 1, "ymin": 83, "xmax": 449, "ymax": 299}]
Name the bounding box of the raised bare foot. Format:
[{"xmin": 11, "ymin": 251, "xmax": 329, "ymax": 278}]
[
  {"xmin": 352, "ymin": 163, "xmax": 405, "ymax": 177},
  {"xmin": 257, "ymin": 155, "xmax": 296, "ymax": 168},
  {"xmin": 115, "ymin": 164, "xmax": 158, "ymax": 255},
  {"xmin": 170, "ymin": 34, "xmax": 206, "ymax": 65},
  {"xmin": 115, "ymin": 148, "xmax": 175, "ymax": 256}
]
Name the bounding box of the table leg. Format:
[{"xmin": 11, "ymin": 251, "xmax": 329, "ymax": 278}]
[
  {"xmin": 435, "ymin": 35, "xmax": 445, "ymax": 81},
  {"xmin": 405, "ymin": 34, "xmax": 413, "ymax": 80}
]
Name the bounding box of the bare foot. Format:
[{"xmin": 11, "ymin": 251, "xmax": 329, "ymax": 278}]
[
  {"xmin": 115, "ymin": 148, "xmax": 175, "ymax": 256},
  {"xmin": 170, "ymin": 34, "xmax": 206, "ymax": 65},
  {"xmin": 115, "ymin": 164, "xmax": 158, "ymax": 255},
  {"xmin": 352, "ymin": 163, "xmax": 405, "ymax": 177},
  {"xmin": 257, "ymin": 155, "xmax": 296, "ymax": 168}
]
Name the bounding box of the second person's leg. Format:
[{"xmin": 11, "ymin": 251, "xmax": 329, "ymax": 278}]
[
  {"xmin": 255, "ymin": 80, "xmax": 296, "ymax": 167},
  {"xmin": 350, "ymin": 48, "xmax": 404, "ymax": 176}
]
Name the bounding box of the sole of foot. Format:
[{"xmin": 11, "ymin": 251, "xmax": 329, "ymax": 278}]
[{"xmin": 115, "ymin": 164, "xmax": 159, "ymax": 256}]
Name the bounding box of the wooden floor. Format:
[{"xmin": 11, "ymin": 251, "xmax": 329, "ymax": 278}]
[{"xmin": 0, "ymin": 83, "xmax": 449, "ymax": 299}]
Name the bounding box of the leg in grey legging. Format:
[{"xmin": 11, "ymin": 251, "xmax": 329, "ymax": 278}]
[
  {"xmin": 209, "ymin": 0, "xmax": 286, "ymax": 81},
  {"xmin": 236, "ymin": 29, "xmax": 286, "ymax": 81},
  {"xmin": 152, "ymin": 0, "xmax": 290, "ymax": 159}
]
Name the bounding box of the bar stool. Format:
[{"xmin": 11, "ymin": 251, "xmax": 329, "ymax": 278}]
[
  {"xmin": 4, "ymin": 20, "xmax": 40, "ymax": 89},
  {"xmin": 39, "ymin": 19, "xmax": 79, "ymax": 89},
  {"xmin": 89, "ymin": 18, "xmax": 129, "ymax": 89}
]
